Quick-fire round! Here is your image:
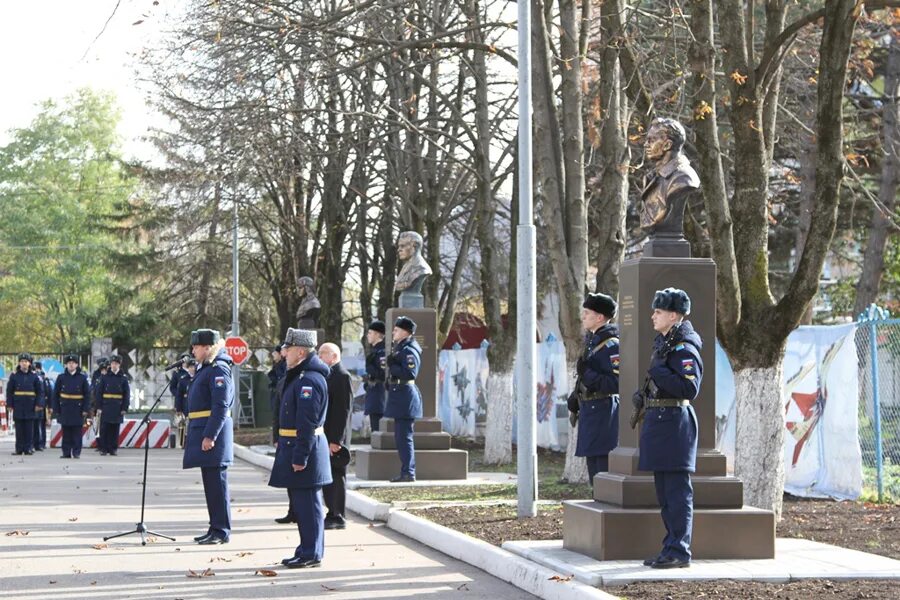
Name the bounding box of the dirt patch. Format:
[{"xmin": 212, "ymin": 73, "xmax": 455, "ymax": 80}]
[{"xmin": 613, "ymin": 579, "xmax": 897, "ymax": 599}]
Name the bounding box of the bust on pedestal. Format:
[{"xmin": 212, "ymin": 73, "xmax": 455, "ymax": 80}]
[
  {"xmin": 354, "ymin": 231, "xmax": 468, "ymax": 481},
  {"xmin": 562, "ymin": 118, "xmax": 775, "ymax": 561}
]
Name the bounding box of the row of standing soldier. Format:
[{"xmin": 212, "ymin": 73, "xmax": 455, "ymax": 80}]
[
  {"xmin": 567, "ymin": 287, "xmax": 703, "ymax": 570},
  {"xmin": 6, "ymin": 353, "xmax": 130, "ymax": 458}
]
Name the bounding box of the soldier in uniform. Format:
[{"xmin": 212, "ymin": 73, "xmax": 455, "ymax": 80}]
[
  {"xmin": 384, "ymin": 316, "xmax": 423, "ymax": 483},
  {"xmin": 52, "ymin": 354, "xmax": 91, "ymax": 459},
  {"xmin": 169, "ymin": 352, "xmax": 190, "ymax": 406},
  {"xmin": 184, "ymin": 329, "xmax": 235, "ymax": 545},
  {"xmin": 175, "ymin": 358, "xmax": 197, "ymax": 448},
  {"xmin": 7, "ymin": 353, "xmax": 44, "ymax": 455},
  {"xmin": 568, "ymin": 293, "xmax": 620, "ymax": 484},
  {"xmin": 269, "ymin": 328, "xmax": 332, "ymax": 569},
  {"xmin": 90, "ymin": 357, "xmax": 110, "ymax": 451},
  {"xmin": 97, "ymin": 355, "xmax": 130, "ymax": 456},
  {"xmin": 363, "ymin": 320, "xmax": 387, "ymax": 432},
  {"xmin": 32, "ymin": 361, "xmax": 53, "ymax": 451},
  {"xmin": 267, "ymin": 344, "xmax": 286, "ymax": 435},
  {"xmin": 318, "ymin": 342, "xmax": 352, "ymax": 530},
  {"xmin": 636, "ymin": 288, "xmax": 703, "ymax": 569}
]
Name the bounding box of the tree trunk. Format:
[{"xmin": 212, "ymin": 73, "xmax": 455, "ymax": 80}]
[
  {"xmin": 483, "ymin": 370, "xmax": 514, "ymax": 464},
  {"xmin": 196, "ymin": 184, "xmax": 221, "ymax": 322},
  {"xmin": 733, "ymin": 365, "xmax": 786, "ymax": 519},
  {"xmin": 854, "ymin": 40, "xmax": 899, "ymax": 315}
]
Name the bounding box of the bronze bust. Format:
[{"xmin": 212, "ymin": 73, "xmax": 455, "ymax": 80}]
[
  {"xmin": 295, "ymin": 276, "xmax": 321, "ymax": 328},
  {"xmin": 394, "ymin": 231, "xmax": 432, "ymax": 308},
  {"xmin": 640, "ymin": 118, "xmax": 701, "ymax": 245}
]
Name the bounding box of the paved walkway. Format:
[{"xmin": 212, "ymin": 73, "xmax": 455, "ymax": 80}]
[{"xmin": 0, "ymin": 435, "xmax": 534, "ymax": 599}]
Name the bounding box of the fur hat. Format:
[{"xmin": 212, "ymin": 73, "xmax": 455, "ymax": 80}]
[
  {"xmin": 394, "ymin": 316, "xmax": 416, "ymax": 334},
  {"xmin": 190, "ymin": 329, "xmax": 221, "ymax": 346},
  {"xmin": 583, "ymin": 293, "xmax": 617, "ymax": 319},
  {"xmin": 368, "ymin": 319, "xmax": 386, "ymax": 335},
  {"xmin": 18, "ymin": 352, "xmax": 33, "ymax": 363},
  {"xmin": 652, "ymin": 287, "xmax": 691, "ymax": 315},
  {"xmin": 64, "ymin": 353, "xmax": 80, "ymax": 364},
  {"xmin": 109, "ymin": 354, "xmax": 123, "ymax": 364},
  {"xmin": 283, "ymin": 328, "xmax": 317, "ymax": 348}
]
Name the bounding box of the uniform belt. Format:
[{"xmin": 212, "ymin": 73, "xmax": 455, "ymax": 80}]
[
  {"xmin": 279, "ymin": 427, "xmax": 325, "ymax": 437},
  {"xmin": 103, "ymin": 394, "xmax": 123, "ymax": 399},
  {"xmin": 13, "ymin": 391, "xmax": 35, "ymax": 396},
  {"xmin": 60, "ymin": 393, "xmax": 84, "ymax": 400},
  {"xmin": 645, "ymin": 398, "xmax": 691, "ymax": 409},
  {"xmin": 389, "ymin": 378, "xmax": 414, "ymax": 385},
  {"xmin": 188, "ymin": 409, "xmax": 212, "ymax": 418},
  {"xmin": 582, "ymin": 393, "xmax": 614, "ymax": 402}
]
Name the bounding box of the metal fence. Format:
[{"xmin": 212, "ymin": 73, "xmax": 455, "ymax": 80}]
[{"xmin": 856, "ymin": 306, "xmax": 900, "ymax": 502}]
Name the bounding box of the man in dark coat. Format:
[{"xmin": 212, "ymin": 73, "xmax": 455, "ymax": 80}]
[
  {"xmin": 184, "ymin": 329, "xmax": 235, "ymax": 545},
  {"xmin": 269, "ymin": 328, "xmax": 332, "ymax": 569},
  {"xmin": 90, "ymin": 357, "xmax": 109, "ymax": 452},
  {"xmin": 318, "ymin": 342, "xmax": 352, "ymax": 530},
  {"xmin": 363, "ymin": 320, "xmax": 387, "ymax": 432},
  {"xmin": 6, "ymin": 353, "xmax": 44, "ymax": 455},
  {"xmin": 568, "ymin": 293, "xmax": 620, "ymax": 484},
  {"xmin": 52, "ymin": 354, "xmax": 91, "ymax": 459},
  {"xmin": 96, "ymin": 355, "xmax": 130, "ymax": 456},
  {"xmin": 384, "ymin": 316, "xmax": 423, "ymax": 482},
  {"xmin": 638, "ymin": 288, "xmax": 703, "ymax": 569},
  {"xmin": 33, "ymin": 361, "xmax": 53, "ymax": 451}
]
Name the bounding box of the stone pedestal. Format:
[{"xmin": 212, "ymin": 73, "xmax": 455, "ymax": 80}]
[
  {"xmin": 354, "ymin": 307, "xmax": 468, "ymax": 480},
  {"xmin": 562, "ymin": 252, "xmax": 775, "ymax": 560}
]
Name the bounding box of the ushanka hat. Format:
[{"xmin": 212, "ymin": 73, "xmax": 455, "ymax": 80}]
[
  {"xmin": 652, "ymin": 288, "xmax": 691, "ymax": 315},
  {"xmin": 394, "ymin": 316, "xmax": 416, "ymax": 334},
  {"xmin": 283, "ymin": 328, "xmax": 317, "ymax": 348},
  {"xmin": 368, "ymin": 319, "xmax": 386, "ymax": 335},
  {"xmin": 190, "ymin": 329, "xmax": 221, "ymax": 346},
  {"xmin": 583, "ymin": 293, "xmax": 617, "ymax": 319}
]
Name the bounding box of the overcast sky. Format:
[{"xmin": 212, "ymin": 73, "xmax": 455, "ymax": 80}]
[{"xmin": 0, "ymin": 0, "xmax": 173, "ymax": 159}]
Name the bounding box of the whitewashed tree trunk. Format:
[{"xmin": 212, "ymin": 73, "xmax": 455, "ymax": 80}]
[
  {"xmin": 483, "ymin": 370, "xmax": 514, "ymax": 465},
  {"xmin": 562, "ymin": 364, "xmax": 588, "ymax": 483},
  {"xmin": 734, "ymin": 366, "xmax": 786, "ymax": 520}
]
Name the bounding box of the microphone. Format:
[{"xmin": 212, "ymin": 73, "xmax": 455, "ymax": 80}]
[{"xmin": 164, "ymin": 357, "xmax": 188, "ymax": 371}]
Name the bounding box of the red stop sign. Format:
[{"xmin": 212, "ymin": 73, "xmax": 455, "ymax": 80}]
[{"xmin": 225, "ymin": 336, "xmax": 250, "ymax": 365}]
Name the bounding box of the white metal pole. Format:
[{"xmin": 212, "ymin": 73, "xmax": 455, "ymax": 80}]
[
  {"xmin": 516, "ymin": 0, "xmax": 538, "ymax": 518},
  {"xmin": 231, "ymin": 199, "xmax": 241, "ymax": 423}
]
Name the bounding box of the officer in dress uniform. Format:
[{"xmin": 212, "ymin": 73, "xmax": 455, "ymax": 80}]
[
  {"xmin": 169, "ymin": 352, "xmax": 190, "ymax": 406},
  {"xmin": 52, "ymin": 354, "xmax": 91, "ymax": 459},
  {"xmin": 175, "ymin": 358, "xmax": 197, "ymax": 448},
  {"xmin": 637, "ymin": 288, "xmax": 703, "ymax": 569},
  {"xmin": 363, "ymin": 320, "xmax": 387, "ymax": 432},
  {"xmin": 33, "ymin": 361, "xmax": 52, "ymax": 451},
  {"xmin": 184, "ymin": 329, "xmax": 235, "ymax": 545},
  {"xmin": 568, "ymin": 293, "xmax": 620, "ymax": 484},
  {"xmin": 269, "ymin": 328, "xmax": 332, "ymax": 569},
  {"xmin": 267, "ymin": 344, "xmax": 286, "ymax": 423},
  {"xmin": 384, "ymin": 316, "xmax": 423, "ymax": 483},
  {"xmin": 90, "ymin": 357, "xmax": 110, "ymax": 452},
  {"xmin": 6, "ymin": 353, "xmax": 44, "ymax": 455},
  {"xmin": 97, "ymin": 355, "xmax": 130, "ymax": 456}
]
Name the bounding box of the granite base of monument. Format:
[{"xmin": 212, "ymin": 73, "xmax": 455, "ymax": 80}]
[
  {"xmin": 562, "ymin": 255, "xmax": 775, "ymax": 560},
  {"xmin": 354, "ymin": 307, "xmax": 469, "ymax": 480}
]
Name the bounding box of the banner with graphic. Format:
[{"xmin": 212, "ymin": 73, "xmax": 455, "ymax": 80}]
[{"xmin": 438, "ymin": 348, "xmax": 489, "ymax": 437}]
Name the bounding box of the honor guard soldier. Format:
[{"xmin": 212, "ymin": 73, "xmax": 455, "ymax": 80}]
[
  {"xmin": 97, "ymin": 355, "xmax": 130, "ymax": 456},
  {"xmin": 33, "ymin": 361, "xmax": 53, "ymax": 451},
  {"xmin": 269, "ymin": 328, "xmax": 332, "ymax": 569},
  {"xmin": 635, "ymin": 288, "xmax": 703, "ymax": 569},
  {"xmin": 169, "ymin": 352, "xmax": 190, "ymax": 407},
  {"xmin": 267, "ymin": 344, "xmax": 286, "ymax": 424},
  {"xmin": 184, "ymin": 329, "xmax": 235, "ymax": 545},
  {"xmin": 90, "ymin": 357, "xmax": 110, "ymax": 451},
  {"xmin": 175, "ymin": 358, "xmax": 197, "ymax": 448},
  {"xmin": 384, "ymin": 316, "xmax": 423, "ymax": 483},
  {"xmin": 318, "ymin": 342, "xmax": 352, "ymax": 530},
  {"xmin": 363, "ymin": 320, "xmax": 387, "ymax": 432},
  {"xmin": 568, "ymin": 293, "xmax": 620, "ymax": 483},
  {"xmin": 52, "ymin": 354, "xmax": 91, "ymax": 459},
  {"xmin": 7, "ymin": 353, "xmax": 44, "ymax": 455}
]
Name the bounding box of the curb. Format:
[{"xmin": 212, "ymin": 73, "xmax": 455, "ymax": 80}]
[
  {"xmin": 387, "ymin": 510, "xmax": 618, "ymax": 600},
  {"xmin": 233, "ymin": 443, "xmax": 274, "ymax": 470}
]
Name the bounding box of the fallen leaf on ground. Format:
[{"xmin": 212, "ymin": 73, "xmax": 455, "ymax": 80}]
[
  {"xmin": 147, "ymin": 537, "xmax": 158, "ymax": 543},
  {"xmin": 90, "ymin": 582, "xmax": 97, "ymax": 585},
  {"xmin": 255, "ymin": 569, "xmax": 278, "ymax": 577},
  {"xmin": 548, "ymin": 574, "xmax": 573, "ymax": 582},
  {"xmin": 68, "ymin": 517, "xmax": 78, "ymax": 522},
  {"xmin": 186, "ymin": 568, "xmax": 215, "ymax": 578},
  {"xmin": 49, "ymin": 581, "xmax": 57, "ymax": 584},
  {"xmin": 457, "ymin": 583, "xmax": 470, "ymax": 591},
  {"xmin": 235, "ymin": 551, "xmax": 254, "ymax": 557},
  {"xmin": 92, "ymin": 544, "xmax": 108, "ymax": 550},
  {"xmin": 209, "ymin": 557, "xmax": 232, "ymax": 563},
  {"xmin": 321, "ymin": 583, "xmax": 337, "ymax": 591},
  {"xmin": 73, "ymin": 569, "xmax": 85, "ymax": 574},
  {"xmin": 6, "ymin": 530, "xmax": 29, "ymax": 536}
]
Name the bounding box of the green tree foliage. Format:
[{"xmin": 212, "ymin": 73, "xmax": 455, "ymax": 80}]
[{"xmin": 0, "ymin": 89, "xmax": 159, "ymax": 351}]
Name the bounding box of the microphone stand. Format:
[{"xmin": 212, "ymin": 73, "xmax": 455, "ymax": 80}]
[{"xmin": 103, "ymin": 376, "xmax": 176, "ymax": 545}]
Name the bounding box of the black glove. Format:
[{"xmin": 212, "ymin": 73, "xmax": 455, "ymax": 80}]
[
  {"xmin": 567, "ymin": 390, "xmax": 580, "ymax": 414},
  {"xmin": 631, "ymin": 390, "xmax": 645, "ymax": 411},
  {"xmin": 576, "ymin": 357, "xmax": 586, "ymax": 377}
]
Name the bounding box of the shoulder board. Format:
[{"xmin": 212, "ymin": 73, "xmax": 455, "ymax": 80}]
[
  {"xmin": 605, "ymin": 337, "xmax": 619, "ymax": 348},
  {"xmin": 675, "ymin": 343, "xmax": 685, "ymax": 350}
]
